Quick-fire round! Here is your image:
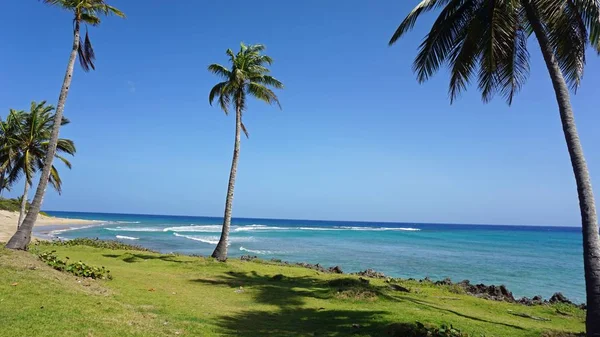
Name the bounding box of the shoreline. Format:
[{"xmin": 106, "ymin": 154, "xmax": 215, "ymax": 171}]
[{"xmin": 0, "ymin": 210, "xmax": 101, "ymax": 242}]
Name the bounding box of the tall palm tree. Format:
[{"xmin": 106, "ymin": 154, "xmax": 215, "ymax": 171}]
[
  {"xmin": 208, "ymin": 43, "xmax": 284, "ymax": 261},
  {"xmin": 6, "ymin": 0, "xmax": 124, "ymax": 250},
  {"xmin": 2, "ymin": 102, "xmax": 75, "ymax": 228},
  {"xmin": 389, "ymin": 0, "xmax": 600, "ymax": 335}
]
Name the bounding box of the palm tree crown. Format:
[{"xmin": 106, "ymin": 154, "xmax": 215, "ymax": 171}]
[
  {"xmin": 42, "ymin": 0, "xmax": 125, "ymax": 71},
  {"xmin": 1, "ymin": 101, "xmax": 75, "ymax": 194},
  {"xmin": 389, "ymin": 0, "xmax": 600, "ymax": 104},
  {"xmin": 208, "ymin": 43, "xmax": 284, "ymax": 136}
]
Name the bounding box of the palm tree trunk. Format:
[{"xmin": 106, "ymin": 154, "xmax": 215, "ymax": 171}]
[
  {"xmin": 212, "ymin": 97, "xmax": 242, "ymax": 261},
  {"xmin": 5, "ymin": 19, "xmax": 81, "ymax": 250},
  {"xmin": 523, "ymin": 2, "xmax": 600, "ymax": 335},
  {"xmin": 17, "ymin": 181, "xmax": 30, "ymax": 229}
]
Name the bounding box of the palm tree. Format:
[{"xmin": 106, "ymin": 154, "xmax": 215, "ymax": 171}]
[
  {"xmin": 0, "ymin": 110, "xmax": 24, "ymax": 196},
  {"xmin": 6, "ymin": 0, "xmax": 124, "ymax": 250},
  {"xmin": 208, "ymin": 43, "xmax": 284, "ymax": 261},
  {"xmin": 2, "ymin": 102, "xmax": 75, "ymax": 228},
  {"xmin": 388, "ymin": 0, "xmax": 600, "ymax": 335}
]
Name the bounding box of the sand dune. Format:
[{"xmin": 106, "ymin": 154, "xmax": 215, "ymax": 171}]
[{"xmin": 0, "ymin": 210, "xmax": 99, "ymax": 242}]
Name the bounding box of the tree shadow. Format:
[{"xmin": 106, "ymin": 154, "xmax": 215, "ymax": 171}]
[
  {"xmin": 102, "ymin": 252, "xmax": 190, "ymax": 264},
  {"xmin": 392, "ymin": 295, "xmax": 526, "ymax": 330},
  {"xmin": 215, "ymin": 307, "xmax": 390, "ymax": 336},
  {"xmin": 190, "ymin": 270, "xmax": 529, "ymax": 336}
]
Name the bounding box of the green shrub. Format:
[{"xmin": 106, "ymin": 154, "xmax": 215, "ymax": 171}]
[
  {"xmin": 385, "ymin": 322, "xmax": 477, "ymax": 337},
  {"xmin": 0, "ymin": 197, "xmax": 22, "ymax": 212},
  {"xmin": 42, "ymin": 238, "xmax": 156, "ymax": 252},
  {"xmin": 37, "ymin": 250, "xmax": 112, "ymax": 280},
  {"xmin": 0, "ymin": 197, "xmax": 48, "ymax": 215}
]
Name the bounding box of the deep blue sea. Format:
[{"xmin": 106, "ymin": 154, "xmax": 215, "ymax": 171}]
[{"xmin": 38, "ymin": 211, "xmax": 585, "ymax": 302}]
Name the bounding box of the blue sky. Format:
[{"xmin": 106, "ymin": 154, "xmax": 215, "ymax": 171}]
[{"xmin": 1, "ymin": 1, "xmax": 599, "ymax": 226}]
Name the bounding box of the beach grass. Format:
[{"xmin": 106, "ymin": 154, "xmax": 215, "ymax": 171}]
[{"xmin": 0, "ymin": 242, "xmax": 585, "ymax": 337}]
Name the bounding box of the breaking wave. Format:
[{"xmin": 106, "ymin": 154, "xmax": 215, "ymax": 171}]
[
  {"xmin": 239, "ymin": 246, "xmax": 273, "ymax": 255},
  {"xmin": 115, "ymin": 235, "xmax": 139, "ymax": 240}
]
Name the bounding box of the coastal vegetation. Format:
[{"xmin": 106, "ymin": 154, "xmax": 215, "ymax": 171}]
[
  {"xmin": 208, "ymin": 43, "xmax": 283, "ymax": 261},
  {"xmin": 0, "ymin": 241, "xmax": 586, "ymax": 337},
  {"xmin": 0, "ymin": 102, "xmax": 75, "ymax": 228},
  {"xmin": 388, "ymin": 0, "xmax": 600, "ymax": 335}
]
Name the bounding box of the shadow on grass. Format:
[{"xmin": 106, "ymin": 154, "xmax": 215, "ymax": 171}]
[
  {"xmin": 190, "ymin": 270, "xmax": 528, "ymax": 336},
  {"xmin": 394, "ymin": 295, "xmax": 526, "ymax": 330},
  {"xmin": 102, "ymin": 253, "xmax": 190, "ymax": 264}
]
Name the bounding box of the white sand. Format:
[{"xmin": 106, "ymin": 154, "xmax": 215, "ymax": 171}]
[{"xmin": 0, "ymin": 210, "xmax": 100, "ymax": 242}]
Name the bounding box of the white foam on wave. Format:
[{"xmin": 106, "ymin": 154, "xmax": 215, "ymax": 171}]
[
  {"xmin": 335, "ymin": 226, "xmax": 421, "ymax": 231},
  {"xmin": 105, "ymin": 226, "xmax": 163, "ymax": 232},
  {"xmin": 163, "ymin": 225, "xmax": 222, "ymax": 233},
  {"xmin": 173, "ymin": 233, "xmax": 220, "ymax": 245},
  {"xmin": 116, "ymin": 235, "xmax": 139, "ymax": 241},
  {"xmin": 104, "ymin": 223, "xmax": 421, "ymax": 234},
  {"xmin": 239, "ymin": 246, "xmax": 272, "ymax": 255},
  {"xmin": 49, "ymin": 224, "xmax": 99, "ymax": 237}
]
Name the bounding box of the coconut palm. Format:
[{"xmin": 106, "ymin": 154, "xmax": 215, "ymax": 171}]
[
  {"xmin": 208, "ymin": 43, "xmax": 284, "ymax": 260},
  {"xmin": 6, "ymin": 0, "xmax": 124, "ymax": 250},
  {"xmin": 389, "ymin": 0, "xmax": 600, "ymax": 334},
  {"xmin": 0, "ymin": 110, "xmax": 24, "ymax": 196},
  {"xmin": 1, "ymin": 102, "xmax": 75, "ymax": 228}
]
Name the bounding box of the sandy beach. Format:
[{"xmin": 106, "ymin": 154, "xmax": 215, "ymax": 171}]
[{"xmin": 0, "ymin": 210, "xmax": 100, "ymax": 242}]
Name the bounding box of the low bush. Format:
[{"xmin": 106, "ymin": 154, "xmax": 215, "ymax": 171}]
[
  {"xmin": 385, "ymin": 322, "xmax": 477, "ymax": 337},
  {"xmin": 37, "ymin": 250, "xmax": 112, "ymax": 280},
  {"xmin": 43, "ymin": 238, "xmax": 156, "ymax": 252}
]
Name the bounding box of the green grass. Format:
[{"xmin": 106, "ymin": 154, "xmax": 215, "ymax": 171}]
[{"xmin": 0, "ymin": 242, "xmax": 586, "ymax": 337}]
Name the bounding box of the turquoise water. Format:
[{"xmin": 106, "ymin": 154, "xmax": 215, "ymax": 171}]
[{"xmin": 38, "ymin": 211, "xmax": 585, "ymax": 302}]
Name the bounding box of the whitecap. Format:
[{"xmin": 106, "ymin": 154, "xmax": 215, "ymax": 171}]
[
  {"xmin": 163, "ymin": 225, "xmax": 222, "ymax": 233},
  {"xmin": 173, "ymin": 233, "xmax": 220, "ymax": 245},
  {"xmin": 116, "ymin": 235, "xmax": 139, "ymax": 240},
  {"xmin": 105, "ymin": 226, "xmax": 163, "ymax": 232},
  {"xmin": 239, "ymin": 246, "xmax": 272, "ymax": 255}
]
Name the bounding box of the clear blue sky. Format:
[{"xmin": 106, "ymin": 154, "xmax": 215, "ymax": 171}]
[{"xmin": 1, "ymin": 1, "xmax": 599, "ymax": 226}]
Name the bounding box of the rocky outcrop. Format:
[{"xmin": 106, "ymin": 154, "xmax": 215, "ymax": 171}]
[
  {"xmin": 352, "ymin": 269, "xmax": 387, "ymax": 279},
  {"xmin": 456, "ymin": 280, "xmax": 515, "ymax": 302},
  {"xmin": 428, "ymin": 277, "xmax": 583, "ymax": 307}
]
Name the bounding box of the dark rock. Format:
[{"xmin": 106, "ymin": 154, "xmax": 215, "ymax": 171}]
[
  {"xmin": 272, "ymin": 274, "xmax": 284, "ymax": 281},
  {"xmin": 329, "ymin": 266, "xmax": 344, "ymax": 274},
  {"xmin": 549, "ymin": 292, "xmax": 572, "ymax": 305},
  {"xmin": 353, "ymin": 269, "xmax": 386, "ymax": 279},
  {"xmin": 359, "ymin": 277, "xmax": 370, "ymax": 285},
  {"xmin": 240, "ymin": 255, "xmax": 257, "ymax": 261},
  {"xmin": 435, "ymin": 277, "xmax": 453, "ymax": 286},
  {"xmin": 389, "ymin": 284, "xmax": 410, "ymax": 292}
]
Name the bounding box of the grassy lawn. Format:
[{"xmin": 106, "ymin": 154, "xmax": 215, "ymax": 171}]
[{"xmin": 0, "ymin": 241, "xmax": 585, "ymax": 337}]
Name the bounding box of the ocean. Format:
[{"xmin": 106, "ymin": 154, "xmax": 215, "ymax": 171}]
[{"xmin": 38, "ymin": 211, "xmax": 585, "ymax": 303}]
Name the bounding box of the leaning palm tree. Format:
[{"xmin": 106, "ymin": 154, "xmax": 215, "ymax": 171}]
[
  {"xmin": 208, "ymin": 43, "xmax": 284, "ymax": 260},
  {"xmin": 2, "ymin": 102, "xmax": 75, "ymax": 228},
  {"xmin": 389, "ymin": 0, "xmax": 600, "ymax": 335},
  {"xmin": 6, "ymin": 0, "xmax": 124, "ymax": 250}
]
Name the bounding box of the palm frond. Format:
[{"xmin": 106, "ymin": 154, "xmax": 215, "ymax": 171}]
[
  {"xmin": 208, "ymin": 64, "xmax": 232, "ymax": 79},
  {"xmin": 390, "ymin": 0, "xmax": 454, "ymax": 45},
  {"xmin": 78, "ymin": 28, "xmax": 96, "ymax": 72},
  {"xmin": 569, "ymin": 0, "xmax": 600, "ymax": 51},
  {"xmin": 247, "ymin": 82, "xmax": 282, "ymax": 109},
  {"xmin": 414, "ymin": 0, "xmax": 478, "ymax": 83},
  {"xmin": 48, "ymin": 165, "xmax": 63, "ymax": 195},
  {"xmin": 537, "ymin": 0, "xmax": 587, "ymax": 89}
]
